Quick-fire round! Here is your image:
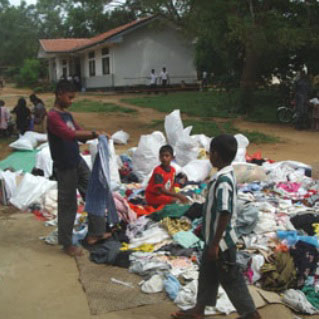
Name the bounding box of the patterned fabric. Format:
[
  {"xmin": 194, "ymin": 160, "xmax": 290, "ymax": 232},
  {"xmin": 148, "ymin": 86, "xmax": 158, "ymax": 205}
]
[
  {"xmin": 160, "ymin": 216, "xmax": 191, "ymax": 236},
  {"xmin": 84, "ymin": 136, "xmax": 119, "ymax": 226},
  {"xmin": 202, "ymin": 165, "xmax": 237, "ymax": 251}
]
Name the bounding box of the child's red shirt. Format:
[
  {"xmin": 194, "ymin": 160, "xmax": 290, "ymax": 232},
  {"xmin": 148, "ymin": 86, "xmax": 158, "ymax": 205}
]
[{"xmin": 145, "ymin": 165, "xmax": 176, "ymax": 206}]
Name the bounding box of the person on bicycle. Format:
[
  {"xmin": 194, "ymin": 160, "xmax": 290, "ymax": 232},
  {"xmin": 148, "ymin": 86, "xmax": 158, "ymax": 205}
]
[{"xmin": 294, "ymin": 70, "xmax": 312, "ymax": 130}]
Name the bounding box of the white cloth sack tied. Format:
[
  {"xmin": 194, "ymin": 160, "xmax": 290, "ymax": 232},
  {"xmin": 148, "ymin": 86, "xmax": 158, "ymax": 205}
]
[
  {"xmin": 182, "ymin": 160, "xmax": 212, "ymax": 182},
  {"xmin": 175, "ymin": 130, "xmax": 200, "ymax": 167},
  {"xmin": 35, "ymin": 145, "xmax": 53, "ymax": 178},
  {"xmin": 165, "ymin": 109, "xmax": 184, "ymax": 148},
  {"xmin": 10, "ymin": 173, "xmax": 57, "ymax": 210},
  {"xmin": 112, "ymin": 130, "xmax": 130, "ymax": 145},
  {"xmin": 233, "ymin": 134, "xmax": 249, "ymax": 163},
  {"xmin": 9, "ymin": 132, "xmax": 47, "ymax": 151},
  {"xmin": 132, "ymin": 131, "xmax": 166, "ymax": 181}
]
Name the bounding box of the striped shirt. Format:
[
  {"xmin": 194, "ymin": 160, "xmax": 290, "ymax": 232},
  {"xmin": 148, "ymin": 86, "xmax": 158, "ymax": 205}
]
[{"xmin": 202, "ymin": 165, "xmax": 237, "ymax": 251}]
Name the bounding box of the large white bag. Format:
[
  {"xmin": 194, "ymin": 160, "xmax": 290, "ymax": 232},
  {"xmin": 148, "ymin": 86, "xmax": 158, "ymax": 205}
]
[
  {"xmin": 182, "ymin": 160, "xmax": 212, "ymax": 182},
  {"xmin": 192, "ymin": 134, "xmax": 212, "ymax": 152},
  {"xmin": 0, "ymin": 170, "xmax": 21, "ymax": 199},
  {"xmin": 35, "ymin": 145, "xmax": 53, "ymax": 178},
  {"xmin": 9, "ymin": 132, "xmax": 48, "ymax": 151},
  {"xmin": 164, "ymin": 110, "xmax": 184, "ymax": 148},
  {"xmin": 10, "ymin": 173, "xmax": 57, "ymax": 210},
  {"xmin": 9, "ymin": 137, "xmax": 34, "ymax": 151},
  {"xmin": 112, "ymin": 130, "xmax": 130, "ymax": 145},
  {"xmin": 175, "ymin": 130, "xmax": 200, "ymax": 167},
  {"xmin": 233, "ymin": 134, "xmax": 249, "ymax": 163},
  {"xmin": 132, "ymin": 131, "xmax": 166, "ymax": 181}
]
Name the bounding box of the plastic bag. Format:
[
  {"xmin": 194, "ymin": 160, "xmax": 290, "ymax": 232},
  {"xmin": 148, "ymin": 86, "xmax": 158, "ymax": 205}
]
[
  {"xmin": 9, "ymin": 137, "xmax": 34, "ymax": 151},
  {"xmin": 182, "ymin": 160, "xmax": 212, "ymax": 182},
  {"xmin": 232, "ymin": 163, "xmax": 267, "ymax": 183},
  {"xmin": 175, "ymin": 131, "xmax": 199, "ymax": 167},
  {"xmin": 233, "ymin": 134, "xmax": 249, "ymax": 163},
  {"xmin": 24, "ymin": 131, "xmax": 47, "ymax": 143},
  {"xmin": 10, "ymin": 173, "xmax": 57, "ymax": 210},
  {"xmin": 35, "ymin": 145, "xmax": 53, "ymax": 178},
  {"xmin": 132, "ymin": 131, "xmax": 166, "ymax": 181},
  {"xmin": 192, "ymin": 134, "xmax": 212, "ymax": 152},
  {"xmin": 164, "ymin": 110, "xmax": 184, "ymax": 147},
  {"xmin": 112, "ymin": 130, "xmax": 130, "ymax": 145}
]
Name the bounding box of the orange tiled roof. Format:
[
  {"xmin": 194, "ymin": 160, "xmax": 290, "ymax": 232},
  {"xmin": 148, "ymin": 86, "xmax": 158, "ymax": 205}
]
[{"xmin": 40, "ymin": 16, "xmax": 154, "ymax": 53}]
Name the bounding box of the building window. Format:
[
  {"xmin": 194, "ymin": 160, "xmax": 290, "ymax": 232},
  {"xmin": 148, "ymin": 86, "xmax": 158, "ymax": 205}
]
[
  {"xmin": 101, "ymin": 47, "xmax": 110, "ymax": 75},
  {"xmin": 88, "ymin": 51, "xmax": 95, "ymax": 76}
]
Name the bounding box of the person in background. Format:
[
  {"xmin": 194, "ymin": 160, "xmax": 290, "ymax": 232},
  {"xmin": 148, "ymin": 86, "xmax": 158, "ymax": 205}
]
[
  {"xmin": 11, "ymin": 97, "xmax": 31, "ymax": 135},
  {"xmin": 294, "ymin": 70, "xmax": 312, "ymax": 130},
  {"xmin": 145, "ymin": 144, "xmax": 188, "ymax": 207},
  {"xmin": 172, "ymin": 135, "xmax": 261, "ymax": 319},
  {"xmin": 160, "ymin": 67, "xmax": 169, "ymax": 92},
  {"xmin": 0, "ymin": 100, "xmax": 11, "ymax": 137},
  {"xmin": 30, "ymin": 94, "xmax": 47, "ymax": 133},
  {"xmin": 47, "ymin": 79, "xmax": 111, "ymax": 257}
]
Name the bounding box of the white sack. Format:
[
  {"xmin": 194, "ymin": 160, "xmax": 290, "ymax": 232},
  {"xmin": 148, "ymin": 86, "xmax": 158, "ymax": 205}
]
[
  {"xmin": 9, "ymin": 137, "xmax": 34, "ymax": 151},
  {"xmin": 0, "ymin": 170, "xmax": 21, "ymax": 199},
  {"xmin": 24, "ymin": 131, "xmax": 47, "ymax": 143},
  {"xmin": 164, "ymin": 110, "xmax": 184, "ymax": 148},
  {"xmin": 112, "ymin": 130, "xmax": 130, "ymax": 145},
  {"xmin": 175, "ymin": 131, "xmax": 199, "ymax": 167},
  {"xmin": 35, "ymin": 146, "xmax": 53, "ymax": 178},
  {"xmin": 192, "ymin": 134, "xmax": 212, "ymax": 152},
  {"xmin": 9, "ymin": 132, "xmax": 47, "ymax": 151},
  {"xmin": 182, "ymin": 160, "xmax": 212, "ymax": 182},
  {"xmin": 132, "ymin": 131, "xmax": 166, "ymax": 181},
  {"xmin": 233, "ymin": 134, "xmax": 249, "ymax": 163},
  {"xmin": 141, "ymin": 274, "xmax": 164, "ymax": 294},
  {"xmin": 232, "ymin": 163, "xmax": 267, "ymax": 183},
  {"xmin": 10, "ymin": 173, "xmax": 57, "ymax": 210}
]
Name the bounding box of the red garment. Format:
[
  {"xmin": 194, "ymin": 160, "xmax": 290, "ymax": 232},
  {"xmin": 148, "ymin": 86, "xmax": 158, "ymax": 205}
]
[
  {"xmin": 145, "ymin": 165, "xmax": 176, "ymax": 206},
  {"xmin": 128, "ymin": 203, "xmax": 164, "ymax": 217}
]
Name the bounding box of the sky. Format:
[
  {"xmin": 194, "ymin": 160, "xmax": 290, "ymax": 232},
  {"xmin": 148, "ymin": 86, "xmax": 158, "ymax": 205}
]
[
  {"xmin": 9, "ymin": 0, "xmax": 37, "ymax": 5},
  {"xmin": 8, "ymin": 0, "xmax": 124, "ymax": 6}
]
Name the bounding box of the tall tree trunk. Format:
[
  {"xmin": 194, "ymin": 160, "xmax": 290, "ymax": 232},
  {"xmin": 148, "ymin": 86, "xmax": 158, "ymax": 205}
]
[{"xmin": 240, "ymin": 39, "xmax": 259, "ymax": 114}]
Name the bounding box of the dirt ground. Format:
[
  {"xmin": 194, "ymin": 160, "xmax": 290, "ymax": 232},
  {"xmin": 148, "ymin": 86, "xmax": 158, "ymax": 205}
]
[{"xmin": 0, "ymin": 86, "xmax": 318, "ymax": 319}]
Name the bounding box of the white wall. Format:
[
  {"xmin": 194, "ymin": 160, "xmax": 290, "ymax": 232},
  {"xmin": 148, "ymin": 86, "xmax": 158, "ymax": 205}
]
[{"xmin": 111, "ymin": 23, "xmax": 196, "ymax": 87}]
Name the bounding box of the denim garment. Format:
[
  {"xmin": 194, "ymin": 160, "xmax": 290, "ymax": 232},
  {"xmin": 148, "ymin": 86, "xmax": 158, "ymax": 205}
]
[{"xmin": 85, "ymin": 136, "xmax": 119, "ymax": 226}]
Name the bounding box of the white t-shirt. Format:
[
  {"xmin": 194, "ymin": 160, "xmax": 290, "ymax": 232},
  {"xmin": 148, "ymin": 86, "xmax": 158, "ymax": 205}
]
[
  {"xmin": 150, "ymin": 73, "xmax": 157, "ymax": 85},
  {"xmin": 160, "ymin": 71, "xmax": 168, "ymax": 81}
]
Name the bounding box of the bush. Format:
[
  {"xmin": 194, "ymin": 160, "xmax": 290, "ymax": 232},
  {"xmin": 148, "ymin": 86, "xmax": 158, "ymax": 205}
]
[{"xmin": 16, "ymin": 59, "xmax": 41, "ymax": 87}]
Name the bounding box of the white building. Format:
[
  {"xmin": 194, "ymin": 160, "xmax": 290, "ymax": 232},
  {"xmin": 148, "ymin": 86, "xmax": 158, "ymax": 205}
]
[{"xmin": 38, "ymin": 16, "xmax": 197, "ymax": 90}]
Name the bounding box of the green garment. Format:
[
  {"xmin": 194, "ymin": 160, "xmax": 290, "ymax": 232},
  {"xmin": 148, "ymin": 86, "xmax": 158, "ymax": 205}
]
[
  {"xmin": 260, "ymin": 252, "xmax": 296, "ymax": 291},
  {"xmin": 150, "ymin": 203, "xmax": 191, "ymax": 222},
  {"xmin": 0, "ymin": 150, "xmax": 38, "ymax": 172},
  {"xmin": 302, "ymin": 286, "xmax": 319, "ymax": 309}
]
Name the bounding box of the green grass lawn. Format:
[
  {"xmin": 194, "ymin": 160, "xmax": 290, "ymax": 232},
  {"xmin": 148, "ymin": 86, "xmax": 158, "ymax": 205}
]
[
  {"xmin": 149, "ymin": 119, "xmax": 279, "ymax": 144},
  {"xmin": 122, "ymin": 89, "xmax": 280, "ymax": 123},
  {"xmin": 70, "ymin": 99, "xmax": 136, "ymax": 113}
]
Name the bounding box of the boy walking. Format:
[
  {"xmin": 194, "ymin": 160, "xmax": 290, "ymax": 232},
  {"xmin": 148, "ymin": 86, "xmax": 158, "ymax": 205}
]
[
  {"xmin": 172, "ymin": 135, "xmax": 260, "ymax": 319},
  {"xmin": 47, "ymin": 80, "xmax": 108, "ymax": 256}
]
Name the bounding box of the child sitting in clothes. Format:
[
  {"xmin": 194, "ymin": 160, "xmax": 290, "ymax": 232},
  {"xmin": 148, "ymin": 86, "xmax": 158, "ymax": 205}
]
[{"xmin": 145, "ymin": 145, "xmax": 188, "ymax": 206}]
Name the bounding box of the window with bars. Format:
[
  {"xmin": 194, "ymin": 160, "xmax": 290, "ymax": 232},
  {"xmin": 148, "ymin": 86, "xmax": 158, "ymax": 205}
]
[
  {"xmin": 101, "ymin": 47, "xmax": 110, "ymax": 75},
  {"xmin": 88, "ymin": 51, "xmax": 96, "ymax": 76}
]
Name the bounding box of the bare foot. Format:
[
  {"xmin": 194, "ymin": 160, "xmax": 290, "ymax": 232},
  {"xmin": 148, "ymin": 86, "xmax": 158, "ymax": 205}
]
[
  {"xmin": 87, "ymin": 232, "xmax": 112, "ymax": 245},
  {"xmin": 63, "ymin": 245, "xmax": 83, "ymax": 257}
]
